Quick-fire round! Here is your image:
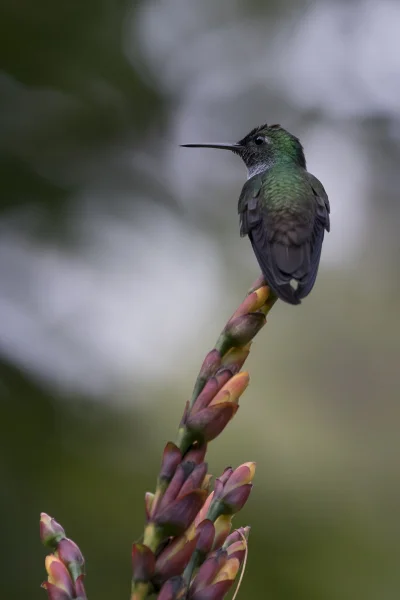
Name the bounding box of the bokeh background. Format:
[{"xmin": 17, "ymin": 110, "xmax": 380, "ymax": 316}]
[{"xmin": 1, "ymin": 0, "xmax": 400, "ymax": 598}]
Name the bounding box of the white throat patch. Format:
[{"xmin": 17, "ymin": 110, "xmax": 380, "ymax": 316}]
[{"xmin": 247, "ymin": 161, "xmax": 270, "ymax": 179}]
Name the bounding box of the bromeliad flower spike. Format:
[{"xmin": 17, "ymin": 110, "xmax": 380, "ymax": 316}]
[
  {"xmin": 40, "ymin": 513, "xmax": 87, "ymax": 600},
  {"xmin": 40, "ymin": 277, "xmax": 276, "ymax": 600}
]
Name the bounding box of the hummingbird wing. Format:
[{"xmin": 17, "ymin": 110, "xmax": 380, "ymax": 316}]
[
  {"xmin": 294, "ymin": 172, "xmax": 330, "ymax": 300},
  {"xmin": 238, "ymin": 172, "xmax": 330, "ymax": 304},
  {"xmin": 238, "ymin": 175, "xmax": 263, "ymax": 237}
]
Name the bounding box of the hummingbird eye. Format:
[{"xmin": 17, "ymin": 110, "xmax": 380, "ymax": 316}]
[{"xmin": 254, "ymin": 135, "xmax": 266, "ymax": 145}]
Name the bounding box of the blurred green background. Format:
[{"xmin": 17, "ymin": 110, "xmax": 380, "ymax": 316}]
[{"xmin": 1, "ymin": 0, "xmax": 400, "ymax": 598}]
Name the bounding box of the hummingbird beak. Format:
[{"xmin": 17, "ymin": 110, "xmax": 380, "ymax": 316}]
[{"xmin": 180, "ymin": 143, "xmax": 242, "ymax": 152}]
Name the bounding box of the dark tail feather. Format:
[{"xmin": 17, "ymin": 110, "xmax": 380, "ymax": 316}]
[
  {"xmin": 295, "ymin": 265, "xmax": 320, "ymax": 301},
  {"xmin": 273, "ymin": 283, "xmax": 301, "ymax": 305},
  {"xmin": 249, "ymin": 232, "xmax": 301, "ymax": 305},
  {"xmin": 294, "ymin": 224, "xmax": 326, "ymax": 302}
]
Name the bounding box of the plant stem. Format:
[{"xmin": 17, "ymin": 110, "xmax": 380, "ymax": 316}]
[
  {"xmin": 131, "ymin": 581, "xmax": 150, "ymax": 600},
  {"xmin": 182, "ymin": 548, "xmax": 201, "ymax": 587},
  {"xmin": 143, "ymin": 523, "xmax": 163, "ymax": 553}
]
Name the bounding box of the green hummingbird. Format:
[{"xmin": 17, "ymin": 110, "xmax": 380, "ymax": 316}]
[{"xmin": 182, "ymin": 123, "xmax": 330, "ymax": 305}]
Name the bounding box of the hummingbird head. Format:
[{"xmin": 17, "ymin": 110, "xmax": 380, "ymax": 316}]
[{"xmin": 181, "ymin": 123, "xmax": 306, "ymax": 178}]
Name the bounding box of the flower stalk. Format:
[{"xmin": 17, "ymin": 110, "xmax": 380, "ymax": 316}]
[
  {"xmin": 40, "ymin": 277, "xmax": 276, "ymax": 600},
  {"xmin": 40, "ymin": 513, "xmax": 87, "ymax": 600}
]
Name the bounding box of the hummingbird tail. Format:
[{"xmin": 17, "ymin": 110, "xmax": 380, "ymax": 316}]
[
  {"xmin": 294, "ymin": 268, "xmax": 319, "ymax": 301},
  {"xmin": 293, "ymin": 221, "xmax": 326, "ymax": 302},
  {"xmin": 248, "ymin": 216, "xmax": 329, "ymax": 304},
  {"xmin": 248, "ymin": 232, "xmax": 302, "ymax": 305},
  {"xmin": 273, "ymin": 282, "xmax": 302, "ymax": 305}
]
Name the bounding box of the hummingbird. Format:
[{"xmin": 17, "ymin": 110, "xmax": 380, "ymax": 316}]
[{"xmin": 181, "ymin": 123, "xmax": 330, "ymax": 305}]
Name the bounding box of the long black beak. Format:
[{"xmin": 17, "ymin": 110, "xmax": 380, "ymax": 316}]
[{"xmin": 180, "ymin": 143, "xmax": 241, "ymax": 151}]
